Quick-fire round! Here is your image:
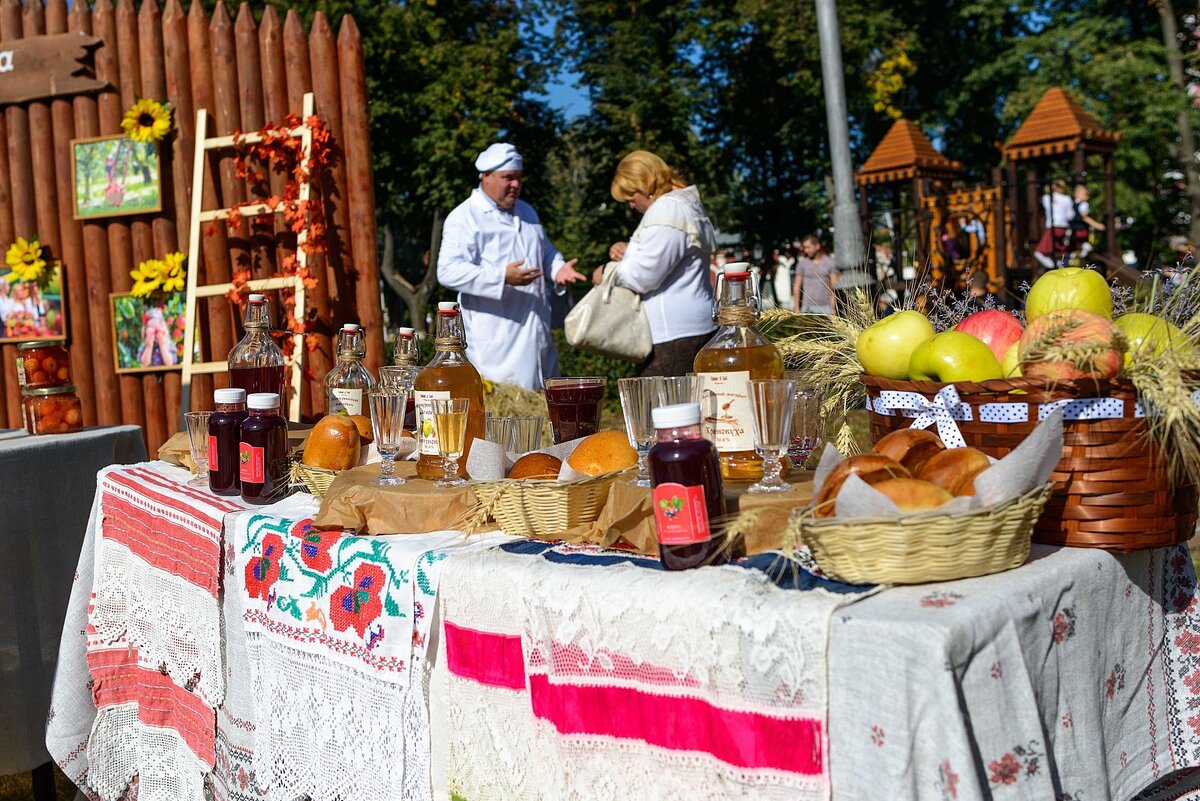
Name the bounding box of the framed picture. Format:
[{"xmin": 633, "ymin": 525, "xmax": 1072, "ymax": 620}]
[
  {"xmin": 71, "ymin": 134, "xmax": 162, "ymax": 220},
  {"xmin": 0, "ymin": 263, "xmax": 67, "ymax": 342},
  {"xmin": 110, "ymin": 291, "xmax": 193, "ymax": 374}
]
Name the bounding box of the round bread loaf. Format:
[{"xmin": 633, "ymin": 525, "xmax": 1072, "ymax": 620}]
[
  {"xmin": 508, "ymin": 452, "xmax": 562, "ymax": 480},
  {"xmin": 814, "ymin": 453, "xmax": 910, "ymax": 518},
  {"xmin": 917, "ymin": 447, "xmax": 990, "ymax": 493},
  {"xmin": 566, "ymin": 430, "xmax": 638, "ymax": 477},
  {"xmin": 871, "ymin": 428, "xmax": 946, "ymax": 474},
  {"xmin": 347, "ymin": 414, "xmax": 374, "ymax": 445},
  {"xmin": 871, "ymin": 477, "xmax": 954, "ymax": 512},
  {"xmin": 302, "ymin": 415, "xmax": 360, "ymax": 471}
]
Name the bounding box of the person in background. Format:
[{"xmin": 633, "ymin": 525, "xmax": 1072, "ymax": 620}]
[
  {"xmin": 593, "ymin": 150, "xmax": 717, "ymax": 377},
  {"xmin": 1069, "ymin": 184, "xmax": 1105, "ymax": 262},
  {"xmin": 437, "ymin": 142, "xmax": 587, "ymax": 389},
  {"xmin": 772, "ymin": 246, "xmax": 795, "ymax": 310},
  {"xmin": 1033, "ymin": 178, "xmax": 1075, "ymax": 271},
  {"xmin": 793, "ymin": 234, "xmax": 839, "ymax": 314}
]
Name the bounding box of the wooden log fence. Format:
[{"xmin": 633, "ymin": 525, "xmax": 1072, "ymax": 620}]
[{"xmin": 0, "ymin": 0, "xmax": 382, "ymax": 453}]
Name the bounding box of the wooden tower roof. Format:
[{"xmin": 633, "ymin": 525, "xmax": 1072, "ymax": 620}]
[
  {"xmin": 1002, "ymin": 86, "xmax": 1120, "ymax": 161},
  {"xmin": 855, "ymin": 118, "xmax": 962, "ymax": 186}
]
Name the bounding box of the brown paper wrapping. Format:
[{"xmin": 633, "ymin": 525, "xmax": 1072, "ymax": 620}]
[
  {"xmin": 159, "ymin": 424, "xmax": 315, "ymax": 470},
  {"xmin": 312, "ymin": 461, "xmax": 484, "ymax": 535}
]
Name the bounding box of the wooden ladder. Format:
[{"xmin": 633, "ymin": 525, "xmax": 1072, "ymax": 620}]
[{"xmin": 179, "ymin": 92, "xmax": 315, "ymax": 424}]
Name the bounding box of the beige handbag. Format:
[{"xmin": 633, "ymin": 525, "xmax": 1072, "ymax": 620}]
[{"xmin": 564, "ymin": 262, "xmax": 653, "ymax": 361}]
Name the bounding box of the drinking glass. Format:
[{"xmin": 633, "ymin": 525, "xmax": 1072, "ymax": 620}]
[
  {"xmin": 788, "ymin": 384, "xmax": 824, "ymax": 467},
  {"xmin": 379, "ymin": 365, "xmax": 420, "ymax": 392},
  {"xmin": 432, "ymin": 397, "xmax": 470, "ymax": 488},
  {"xmin": 509, "ymin": 415, "xmax": 544, "ymax": 454},
  {"xmin": 747, "ymin": 379, "xmax": 796, "ymax": 493},
  {"xmin": 184, "ymin": 411, "xmax": 212, "ymax": 488},
  {"xmin": 369, "ymin": 390, "xmax": 408, "ymax": 486},
  {"xmin": 485, "ymin": 414, "xmax": 514, "ymax": 450},
  {"xmin": 618, "ymin": 377, "xmax": 658, "ymax": 487},
  {"xmin": 544, "ymin": 377, "xmax": 606, "ymax": 443},
  {"xmin": 658, "ymin": 375, "xmax": 716, "ymax": 441}
]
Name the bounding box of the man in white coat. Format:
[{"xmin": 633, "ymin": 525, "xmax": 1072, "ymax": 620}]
[{"xmin": 437, "ymin": 143, "xmax": 586, "ymax": 389}]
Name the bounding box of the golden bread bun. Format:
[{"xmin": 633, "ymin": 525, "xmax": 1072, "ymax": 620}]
[
  {"xmin": 814, "ymin": 453, "xmax": 910, "ymax": 518},
  {"xmin": 348, "ymin": 414, "xmax": 374, "ymax": 445},
  {"xmin": 950, "ymin": 464, "xmax": 989, "ymax": 497},
  {"xmin": 402, "ymin": 429, "xmax": 415, "ymax": 439},
  {"xmin": 917, "ymin": 447, "xmax": 990, "ymax": 493},
  {"xmin": 508, "ymin": 452, "xmax": 563, "ymax": 480},
  {"xmin": 566, "ymin": 430, "xmax": 638, "ymax": 477},
  {"xmin": 302, "ymin": 415, "xmax": 361, "ymax": 471},
  {"xmin": 870, "ymin": 478, "xmax": 954, "ymax": 512},
  {"xmin": 871, "ymin": 428, "xmax": 946, "ymax": 474}
]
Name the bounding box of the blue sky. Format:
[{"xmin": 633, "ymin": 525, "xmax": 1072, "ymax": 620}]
[{"xmin": 544, "ymin": 73, "xmax": 589, "ymax": 119}]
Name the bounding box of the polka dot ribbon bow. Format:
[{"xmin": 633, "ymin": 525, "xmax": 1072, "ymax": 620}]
[{"xmin": 877, "ymin": 385, "xmax": 970, "ymax": 449}]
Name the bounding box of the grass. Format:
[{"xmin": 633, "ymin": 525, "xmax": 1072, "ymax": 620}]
[{"xmin": 0, "ymin": 766, "xmax": 77, "ymax": 800}]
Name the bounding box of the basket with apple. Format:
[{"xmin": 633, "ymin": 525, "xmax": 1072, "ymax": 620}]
[{"xmin": 847, "ymin": 267, "xmax": 1200, "ymax": 551}]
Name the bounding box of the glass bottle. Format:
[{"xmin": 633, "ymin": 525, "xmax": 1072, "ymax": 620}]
[
  {"xmin": 648, "ymin": 402, "xmax": 741, "ymax": 569},
  {"xmin": 413, "ymin": 302, "xmax": 486, "ymax": 480},
  {"xmin": 693, "ymin": 263, "xmax": 785, "ymax": 481},
  {"xmin": 324, "ymin": 323, "xmax": 377, "ymax": 416},
  {"xmin": 239, "ymin": 392, "xmax": 292, "ymax": 505},
  {"xmin": 393, "ymin": 327, "xmax": 419, "ymax": 366},
  {"xmin": 228, "ymin": 294, "xmax": 287, "ymax": 412},
  {"xmin": 208, "ymin": 387, "xmax": 248, "ymax": 496}
]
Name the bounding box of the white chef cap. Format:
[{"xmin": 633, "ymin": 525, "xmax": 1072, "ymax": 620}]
[{"xmin": 475, "ymin": 142, "xmax": 523, "ymax": 174}]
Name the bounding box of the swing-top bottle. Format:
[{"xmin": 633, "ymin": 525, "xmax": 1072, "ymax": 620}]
[
  {"xmin": 393, "ymin": 327, "xmax": 419, "ymax": 366},
  {"xmin": 324, "ymin": 323, "xmax": 377, "ymax": 416},
  {"xmin": 228, "ymin": 294, "xmax": 288, "ymax": 413},
  {"xmin": 413, "ymin": 302, "xmax": 486, "ymax": 480},
  {"xmin": 693, "ymin": 263, "xmax": 784, "ymax": 480}
]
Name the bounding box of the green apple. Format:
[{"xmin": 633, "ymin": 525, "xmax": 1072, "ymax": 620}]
[
  {"xmin": 856, "ymin": 311, "xmax": 936, "ymax": 379},
  {"xmin": 908, "ymin": 331, "xmax": 1004, "ymax": 382},
  {"xmin": 1025, "ymin": 267, "xmax": 1113, "ymax": 321},
  {"xmin": 1000, "ymin": 341, "xmax": 1022, "ymax": 378},
  {"xmin": 1114, "ymin": 312, "xmax": 1187, "ymax": 368}
]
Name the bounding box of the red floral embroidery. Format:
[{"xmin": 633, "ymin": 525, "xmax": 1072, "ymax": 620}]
[
  {"xmin": 989, "ymin": 753, "xmax": 1020, "ymax": 785},
  {"xmin": 937, "ymin": 759, "xmax": 959, "ymax": 799},
  {"xmin": 1061, "ymin": 712, "xmax": 1072, "ymax": 729},
  {"xmin": 1105, "ymin": 663, "xmax": 1126, "ymax": 699},
  {"xmin": 990, "ymin": 661, "xmax": 1003, "ymax": 679},
  {"xmin": 1052, "ymin": 607, "xmax": 1076, "ymax": 644},
  {"xmin": 1178, "ymin": 630, "xmax": 1200, "ymax": 655},
  {"xmin": 293, "ymin": 519, "xmax": 343, "ymax": 572},
  {"xmin": 244, "ymin": 533, "xmax": 284, "ymax": 601},
  {"xmin": 920, "ymin": 591, "xmax": 963, "ymax": 608},
  {"xmin": 870, "ymin": 725, "xmax": 885, "ymax": 747},
  {"xmin": 988, "ymin": 741, "xmax": 1043, "ymax": 786},
  {"xmin": 330, "ymin": 563, "xmax": 386, "ymax": 638}
]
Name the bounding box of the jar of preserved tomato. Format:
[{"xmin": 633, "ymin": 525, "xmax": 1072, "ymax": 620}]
[
  {"xmin": 22, "ymin": 385, "xmax": 83, "ymax": 435},
  {"xmin": 17, "ymin": 340, "xmax": 71, "ymax": 389}
]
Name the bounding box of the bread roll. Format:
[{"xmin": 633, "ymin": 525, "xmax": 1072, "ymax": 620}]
[
  {"xmin": 872, "ymin": 428, "xmax": 946, "ymax": 474},
  {"xmin": 918, "ymin": 447, "xmax": 990, "ymax": 493},
  {"xmin": 870, "ymin": 477, "xmax": 954, "ymax": 512},
  {"xmin": 567, "ymin": 430, "xmax": 638, "ymax": 477},
  {"xmin": 814, "ymin": 453, "xmax": 910, "ymax": 518},
  {"xmin": 302, "ymin": 415, "xmax": 360, "ymax": 471},
  {"xmin": 509, "ymin": 452, "xmax": 562, "ymax": 480},
  {"xmin": 950, "ymin": 464, "xmax": 989, "ymax": 497},
  {"xmin": 348, "ymin": 414, "xmax": 374, "ymax": 445}
]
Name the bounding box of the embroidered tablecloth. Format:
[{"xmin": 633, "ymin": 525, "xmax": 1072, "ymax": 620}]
[
  {"xmin": 827, "ymin": 543, "xmax": 1200, "ymax": 801},
  {"xmin": 430, "ymin": 541, "xmax": 873, "ymax": 801}
]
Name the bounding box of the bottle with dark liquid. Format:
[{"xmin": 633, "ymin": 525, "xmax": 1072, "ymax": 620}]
[
  {"xmin": 648, "ymin": 402, "xmax": 740, "ymax": 570},
  {"xmin": 413, "ymin": 303, "xmax": 486, "ymax": 480},
  {"xmin": 228, "ymin": 294, "xmax": 287, "ymax": 414},
  {"xmin": 239, "ymin": 392, "xmax": 292, "ymax": 505},
  {"xmin": 208, "ymin": 387, "xmax": 248, "ymax": 496}
]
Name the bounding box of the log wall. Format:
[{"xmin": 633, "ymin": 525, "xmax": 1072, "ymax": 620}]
[{"xmin": 0, "ymin": 0, "xmax": 383, "ymax": 452}]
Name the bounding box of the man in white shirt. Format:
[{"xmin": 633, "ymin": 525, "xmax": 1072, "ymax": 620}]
[
  {"xmin": 1034, "ymin": 179, "xmax": 1075, "ymax": 270},
  {"xmin": 437, "ymin": 143, "xmax": 586, "ymax": 389}
]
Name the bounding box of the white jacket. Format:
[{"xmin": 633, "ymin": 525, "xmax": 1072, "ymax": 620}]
[{"xmin": 437, "ymin": 188, "xmax": 566, "ymax": 389}]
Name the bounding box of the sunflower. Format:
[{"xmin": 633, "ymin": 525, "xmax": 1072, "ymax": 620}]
[
  {"xmin": 5, "ymin": 236, "xmax": 46, "ymax": 284},
  {"xmin": 160, "ymin": 251, "xmax": 186, "ymax": 294},
  {"xmin": 121, "ymin": 98, "xmax": 172, "ymax": 144},
  {"xmin": 130, "ymin": 258, "xmax": 164, "ymax": 298}
]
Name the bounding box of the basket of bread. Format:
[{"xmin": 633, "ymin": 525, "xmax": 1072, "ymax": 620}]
[
  {"xmin": 468, "ymin": 429, "xmax": 638, "ymax": 538},
  {"xmin": 786, "ymin": 412, "xmax": 1062, "ymax": 585},
  {"xmin": 291, "ymin": 413, "xmax": 415, "ymax": 497}
]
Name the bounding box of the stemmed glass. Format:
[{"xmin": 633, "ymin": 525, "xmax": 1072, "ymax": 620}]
[
  {"xmin": 788, "ymin": 383, "xmax": 824, "ymax": 466},
  {"xmin": 369, "ymin": 390, "xmax": 408, "ymax": 486},
  {"xmin": 509, "ymin": 416, "xmax": 543, "ymax": 454},
  {"xmin": 618, "ymin": 377, "xmax": 658, "ymax": 487},
  {"xmin": 748, "ymin": 379, "xmax": 797, "ymax": 493},
  {"xmin": 184, "ymin": 411, "xmax": 212, "ymax": 488},
  {"xmin": 432, "ymin": 397, "xmax": 470, "ymax": 488}
]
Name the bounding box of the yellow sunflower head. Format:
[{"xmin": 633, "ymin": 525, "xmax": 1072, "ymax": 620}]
[
  {"xmin": 130, "ymin": 258, "xmax": 165, "ymax": 298},
  {"xmin": 121, "ymin": 98, "xmax": 172, "ymax": 144},
  {"xmin": 160, "ymin": 252, "xmax": 186, "ymax": 294},
  {"xmin": 5, "ymin": 236, "xmax": 46, "ymax": 284}
]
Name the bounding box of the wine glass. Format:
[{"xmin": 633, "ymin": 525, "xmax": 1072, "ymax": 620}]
[
  {"xmin": 747, "ymin": 379, "xmax": 796, "ymax": 493},
  {"xmin": 369, "ymin": 390, "xmax": 408, "ymax": 486},
  {"xmin": 788, "ymin": 383, "xmax": 824, "ymax": 467},
  {"xmin": 509, "ymin": 415, "xmax": 543, "ymax": 454},
  {"xmin": 379, "ymin": 365, "xmax": 420, "ymax": 392},
  {"xmin": 432, "ymin": 397, "xmax": 470, "ymax": 488},
  {"xmin": 618, "ymin": 377, "xmax": 659, "ymax": 487},
  {"xmin": 184, "ymin": 411, "xmax": 212, "ymax": 488}
]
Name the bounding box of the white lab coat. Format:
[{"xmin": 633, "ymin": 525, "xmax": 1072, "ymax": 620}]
[{"xmin": 437, "ymin": 188, "xmax": 566, "ymax": 389}]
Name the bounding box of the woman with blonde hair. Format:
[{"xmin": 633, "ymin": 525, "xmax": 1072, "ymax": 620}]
[{"xmin": 593, "ymin": 150, "xmax": 717, "ymax": 376}]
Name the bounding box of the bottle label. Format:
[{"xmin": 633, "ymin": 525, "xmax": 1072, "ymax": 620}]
[
  {"xmin": 413, "ymin": 389, "xmax": 451, "ymax": 456},
  {"xmin": 239, "ymin": 442, "xmax": 265, "ymax": 484},
  {"xmin": 208, "ymin": 435, "xmax": 218, "ymax": 472},
  {"xmin": 16, "ymin": 357, "xmax": 25, "ymax": 385},
  {"xmin": 651, "ymin": 483, "xmax": 712, "ymax": 546},
  {"xmin": 329, "ymin": 387, "xmax": 364, "ymax": 416},
  {"xmin": 698, "ymin": 371, "xmax": 754, "ymax": 452}
]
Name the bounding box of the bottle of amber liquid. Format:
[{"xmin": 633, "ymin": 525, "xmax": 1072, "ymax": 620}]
[
  {"xmin": 693, "ymin": 264, "xmax": 784, "ymax": 481},
  {"xmin": 413, "ymin": 302, "xmax": 486, "ymax": 480}
]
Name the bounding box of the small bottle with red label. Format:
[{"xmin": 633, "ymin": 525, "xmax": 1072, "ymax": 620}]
[
  {"xmin": 648, "ymin": 402, "xmax": 740, "ymax": 569},
  {"xmin": 239, "ymin": 392, "xmax": 292, "ymax": 505},
  {"xmin": 208, "ymin": 388, "xmax": 248, "ymax": 496}
]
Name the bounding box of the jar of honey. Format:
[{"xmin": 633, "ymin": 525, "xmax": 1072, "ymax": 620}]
[
  {"xmin": 22, "ymin": 385, "xmax": 83, "ymax": 435},
  {"xmin": 17, "ymin": 341, "xmax": 71, "ymax": 389}
]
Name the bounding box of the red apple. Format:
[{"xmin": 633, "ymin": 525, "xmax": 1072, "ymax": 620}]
[
  {"xmin": 1018, "ymin": 308, "xmax": 1125, "ymax": 381},
  {"xmin": 954, "ymin": 310, "xmax": 1025, "ymax": 363}
]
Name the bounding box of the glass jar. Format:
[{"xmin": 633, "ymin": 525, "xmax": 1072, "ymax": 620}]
[
  {"xmin": 240, "ymin": 392, "xmax": 292, "ymax": 505},
  {"xmin": 209, "ymin": 387, "xmax": 249, "ymax": 496},
  {"xmin": 17, "ymin": 340, "xmax": 71, "ymax": 389},
  {"xmin": 23, "ymin": 385, "xmax": 83, "ymax": 435}
]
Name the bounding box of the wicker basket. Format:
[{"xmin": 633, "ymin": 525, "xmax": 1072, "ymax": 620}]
[
  {"xmin": 290, "ymin": 460, "xmax": 338, "ymax": 498},
  {"xmin": 789, "ymin": 483, "xmax": 1054, "ymax": 585},
  {"xmin": 860, "ymin": 374, "xmax": 1199, "ymax": 551},
  {"xmin": 471, "ymin": 472, "xmax": 619, "ymax": 538}
]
